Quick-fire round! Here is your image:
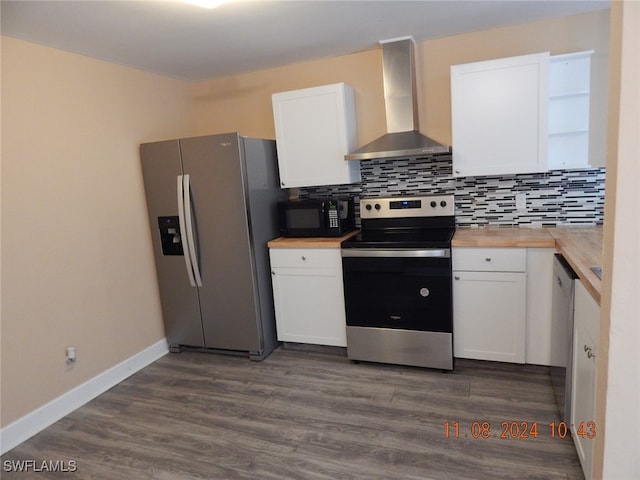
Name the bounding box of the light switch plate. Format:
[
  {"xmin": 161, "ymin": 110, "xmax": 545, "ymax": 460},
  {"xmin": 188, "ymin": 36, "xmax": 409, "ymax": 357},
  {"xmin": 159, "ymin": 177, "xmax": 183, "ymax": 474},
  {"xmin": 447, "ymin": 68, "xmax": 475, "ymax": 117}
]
[{"xmin": 515, "ymin": 192, "xmax": 527, "ymax": 211}]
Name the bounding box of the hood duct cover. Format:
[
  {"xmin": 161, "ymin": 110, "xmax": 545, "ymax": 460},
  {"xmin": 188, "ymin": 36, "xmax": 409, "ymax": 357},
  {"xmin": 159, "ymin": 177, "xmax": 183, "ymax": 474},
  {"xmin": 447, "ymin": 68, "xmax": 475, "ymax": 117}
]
[{"xmin": 345, "ymin": 37, "xmax": 451, "ymax": 161}]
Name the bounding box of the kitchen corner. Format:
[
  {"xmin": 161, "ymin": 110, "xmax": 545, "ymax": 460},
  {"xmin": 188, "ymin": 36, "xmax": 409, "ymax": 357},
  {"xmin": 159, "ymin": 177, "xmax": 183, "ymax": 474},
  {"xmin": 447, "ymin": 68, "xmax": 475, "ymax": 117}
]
[
  {"xmin": 451, "ymin": 223, "xmax": 603, "ymax": 478},
  {"xmin": 453, "ymin": 225, "xmax": 603, "ymax": 304}
]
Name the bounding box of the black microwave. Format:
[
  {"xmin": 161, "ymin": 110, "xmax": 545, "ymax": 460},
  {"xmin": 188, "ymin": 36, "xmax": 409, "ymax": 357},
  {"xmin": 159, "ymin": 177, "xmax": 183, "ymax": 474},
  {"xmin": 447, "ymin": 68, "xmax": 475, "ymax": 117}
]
[{"xmin": 278, "ymin": 198, "xmax": 356, "ymax": 237}]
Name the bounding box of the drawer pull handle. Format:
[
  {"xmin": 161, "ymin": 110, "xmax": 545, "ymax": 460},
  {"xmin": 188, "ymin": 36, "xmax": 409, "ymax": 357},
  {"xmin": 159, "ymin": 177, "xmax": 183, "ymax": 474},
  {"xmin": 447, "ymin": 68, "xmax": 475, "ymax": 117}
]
[
  {"xmin": 301, "ymin": 256, "xmax": 306, "ymax": 261},
  {"xmin": 454, "ymin": 276, "xmax": 460, "ymax": 280},
  {"xmin": 485, "ymin": 257, "xmax": 492, "ymax": 262}
]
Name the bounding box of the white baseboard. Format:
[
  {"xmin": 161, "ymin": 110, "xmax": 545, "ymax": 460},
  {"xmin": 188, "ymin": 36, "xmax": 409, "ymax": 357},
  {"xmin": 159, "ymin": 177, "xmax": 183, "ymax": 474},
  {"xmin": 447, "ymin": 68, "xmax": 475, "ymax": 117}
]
[{"xmin": 0, "ymin": 338, "xmax": 169, "ymax": 455}]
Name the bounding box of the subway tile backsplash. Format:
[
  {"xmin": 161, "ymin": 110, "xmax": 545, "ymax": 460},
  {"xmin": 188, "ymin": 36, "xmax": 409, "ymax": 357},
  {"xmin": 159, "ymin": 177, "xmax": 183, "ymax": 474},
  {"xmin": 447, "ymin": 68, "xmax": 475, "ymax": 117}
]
[{"xmin": 299, "ymin": 155, "xmax": 605, "ymax": 226}]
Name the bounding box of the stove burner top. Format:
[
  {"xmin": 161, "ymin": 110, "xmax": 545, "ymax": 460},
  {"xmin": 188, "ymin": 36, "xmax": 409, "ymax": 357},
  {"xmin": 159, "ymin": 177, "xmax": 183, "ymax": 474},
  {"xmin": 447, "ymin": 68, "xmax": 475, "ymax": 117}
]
[
  {"xmin": 342, "ymin": 228, "xmax": 455, "ymax": 249},
  {"xmin": 342, "ymin": 195, "xmax": 456, "ymax": 250}
]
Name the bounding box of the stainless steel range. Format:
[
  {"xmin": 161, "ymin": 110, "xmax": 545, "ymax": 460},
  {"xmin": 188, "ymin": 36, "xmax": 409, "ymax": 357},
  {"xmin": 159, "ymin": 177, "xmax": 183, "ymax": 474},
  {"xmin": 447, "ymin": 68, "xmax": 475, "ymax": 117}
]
[{"xmin": 341, "ymin": 195, "xmax": 455, "ymax": 370}]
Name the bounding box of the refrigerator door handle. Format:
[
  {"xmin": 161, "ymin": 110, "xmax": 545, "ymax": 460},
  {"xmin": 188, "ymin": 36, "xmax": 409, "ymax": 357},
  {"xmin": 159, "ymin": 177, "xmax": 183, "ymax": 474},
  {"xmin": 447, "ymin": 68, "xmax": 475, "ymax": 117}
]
[
  {"xmin": 177, "ymin": 175, "xmax": 197, "ymax": 287},
  {"xmin": 182, "ymin": 174, "xmax": 203, "ymax": 287}
]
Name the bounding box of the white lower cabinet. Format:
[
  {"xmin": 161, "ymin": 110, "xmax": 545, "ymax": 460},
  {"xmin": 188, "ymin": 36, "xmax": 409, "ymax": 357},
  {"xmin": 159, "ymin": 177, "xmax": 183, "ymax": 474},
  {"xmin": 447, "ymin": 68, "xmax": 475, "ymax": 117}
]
[
  {"xmin": 453, "ymin": 248, "xmax": 527, "ymax": 363},
  {"xmin": 571, "ymin": 280, "xmax": 600, "ymax": 480},
  {"xmin": 269, "ymin": 248, "xmax": 347, "ymax": 347}
]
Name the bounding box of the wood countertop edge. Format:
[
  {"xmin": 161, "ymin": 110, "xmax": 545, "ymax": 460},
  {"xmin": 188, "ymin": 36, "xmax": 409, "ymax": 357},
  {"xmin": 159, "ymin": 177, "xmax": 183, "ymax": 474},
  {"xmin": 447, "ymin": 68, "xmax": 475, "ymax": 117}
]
[
  {"xmin": 550, "ymin": 239, "xmax": 602, "ymax": 305},
  {"xmin": 267, "ymin": 230, "xmax": 358, "ymax": 249},
  {"xmin": 558, "ymin": 247, "xmax": 602, "ymax": 305}
]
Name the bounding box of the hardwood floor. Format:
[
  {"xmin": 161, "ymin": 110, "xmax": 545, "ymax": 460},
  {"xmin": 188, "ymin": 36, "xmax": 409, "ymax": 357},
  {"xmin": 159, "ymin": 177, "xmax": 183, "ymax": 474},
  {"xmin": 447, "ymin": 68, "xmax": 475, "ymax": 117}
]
[{"xmin": 2, "ymin": 347, "xmax": 584, "ymax": 479}]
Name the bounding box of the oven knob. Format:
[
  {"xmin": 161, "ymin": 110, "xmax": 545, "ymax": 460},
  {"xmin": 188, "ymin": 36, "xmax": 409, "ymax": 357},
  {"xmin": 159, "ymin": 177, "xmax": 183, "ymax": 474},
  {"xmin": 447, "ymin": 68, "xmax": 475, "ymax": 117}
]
[
  {"xmin": 440, "ymin": 200, "xmax": 447, "ymax": 208},
  {"xmin": 419, "ymin": 287, "xmax": 430, "ymax": 297},
  {"xmin": 375, "ymin": 203, "xmax": 381, "ymax": 210},
  {"xmin": 430, "ymin": 201, "xmax": 436, "ymax": 208},
  {"xmin": 365, "ymin": 204, "xmax": 372, "ymax": 211}
]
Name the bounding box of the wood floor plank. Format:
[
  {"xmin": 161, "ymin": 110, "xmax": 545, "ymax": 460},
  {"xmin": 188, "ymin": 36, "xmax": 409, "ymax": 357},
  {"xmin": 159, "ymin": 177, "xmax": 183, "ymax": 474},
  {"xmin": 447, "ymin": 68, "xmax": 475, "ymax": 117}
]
[{"xmin": 1, "ymin": 347, "xmax": 584, "ymax": 479}]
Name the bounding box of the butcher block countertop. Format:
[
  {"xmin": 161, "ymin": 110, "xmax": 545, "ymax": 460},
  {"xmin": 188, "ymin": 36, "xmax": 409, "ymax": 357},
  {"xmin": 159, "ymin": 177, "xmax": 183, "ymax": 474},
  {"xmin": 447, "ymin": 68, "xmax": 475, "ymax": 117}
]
[
  {"xmin": 453, "ymin": 226, "xmax": 603, "ymax": 304},
  {"xmin": 267, "ymin": 230, "xmax": 358, "ymax": 249},
  {"xmin": 452, "ymin": 227, "xmax": 556, "ymax": 248},
  {"xmin": 547, "ymin": 227, "xmax": 603, "ymax": 304}
]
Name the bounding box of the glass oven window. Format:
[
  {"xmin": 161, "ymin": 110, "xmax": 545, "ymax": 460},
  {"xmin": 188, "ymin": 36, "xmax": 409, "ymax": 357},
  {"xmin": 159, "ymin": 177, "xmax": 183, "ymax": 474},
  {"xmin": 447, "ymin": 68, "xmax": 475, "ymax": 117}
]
[{"xmin": 342, "ymin": 256, "xmax": 453, "ymax": 333}]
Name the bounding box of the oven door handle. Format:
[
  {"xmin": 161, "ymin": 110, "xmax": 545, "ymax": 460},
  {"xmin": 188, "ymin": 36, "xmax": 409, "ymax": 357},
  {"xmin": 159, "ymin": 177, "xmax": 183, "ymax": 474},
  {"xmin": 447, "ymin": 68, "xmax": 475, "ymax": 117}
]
[{"xmin": 341, "ymin": 249, "xmax": 450, "ymax": 258}]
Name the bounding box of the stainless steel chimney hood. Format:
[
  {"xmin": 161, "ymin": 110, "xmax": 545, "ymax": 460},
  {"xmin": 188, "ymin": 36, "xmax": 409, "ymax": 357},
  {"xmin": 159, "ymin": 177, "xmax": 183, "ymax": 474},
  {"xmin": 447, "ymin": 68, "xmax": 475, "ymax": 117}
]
[{"xmin": 345, "ymin": 37, "xmax": 451, "ymax": 161}]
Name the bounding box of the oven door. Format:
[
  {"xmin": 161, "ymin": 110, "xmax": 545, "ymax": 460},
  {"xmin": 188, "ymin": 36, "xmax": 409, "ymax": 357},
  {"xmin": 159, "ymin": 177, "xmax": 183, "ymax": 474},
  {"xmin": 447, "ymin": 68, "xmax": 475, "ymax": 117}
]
[{"xmin": 341, "ymin": 249, "xmax": 453, "ymax": 333}]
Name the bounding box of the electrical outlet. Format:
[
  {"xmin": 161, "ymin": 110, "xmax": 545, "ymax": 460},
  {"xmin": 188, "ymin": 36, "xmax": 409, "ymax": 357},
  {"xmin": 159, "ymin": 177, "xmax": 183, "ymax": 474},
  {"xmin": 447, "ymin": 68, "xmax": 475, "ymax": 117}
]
[{"xmin": 515, "ymin": 193, "xmax": 527, "ymax": 211}]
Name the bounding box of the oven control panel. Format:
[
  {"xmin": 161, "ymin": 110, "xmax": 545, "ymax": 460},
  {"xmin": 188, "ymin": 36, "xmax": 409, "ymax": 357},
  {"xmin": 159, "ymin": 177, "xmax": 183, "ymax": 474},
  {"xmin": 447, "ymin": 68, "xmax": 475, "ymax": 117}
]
[{"xmin": 360, "ymin": 195, "xmax": 455, "ymax": 219}]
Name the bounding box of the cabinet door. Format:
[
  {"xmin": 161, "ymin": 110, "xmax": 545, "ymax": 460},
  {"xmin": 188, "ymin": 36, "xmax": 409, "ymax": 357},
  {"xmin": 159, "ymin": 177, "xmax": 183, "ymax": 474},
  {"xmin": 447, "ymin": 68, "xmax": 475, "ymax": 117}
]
[
  {"xmin": 571, "ymin": 321, "xmax": 597, "ymax": 479},
  {"xmin": 451, "ymin": 52, "xmax": 549, "ymax": 177},
  {"xmin": 180, "ymin": 134, "xmax": 260, "ymax": 352},
  {"xmin": 272, "ymin": 83, "xmax": 360, "ymax": 188},
  {"xmin": 140, "ymin": 139, "xmax": 205, "ymax": 348},
  {"xmin": 271, "ymin": 266, "xmax": 347, "ymax": 347},
  {"xmin": 571, "ymin": 280, "xmax": 600, "ymax": 480},
  {"xmin": 453, "ymin": 271, "xmax": 526, "ymax": 363}
]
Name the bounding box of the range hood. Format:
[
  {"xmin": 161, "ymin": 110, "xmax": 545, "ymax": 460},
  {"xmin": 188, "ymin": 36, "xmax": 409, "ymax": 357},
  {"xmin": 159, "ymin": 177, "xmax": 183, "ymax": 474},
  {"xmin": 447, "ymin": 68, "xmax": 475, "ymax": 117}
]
[{"xmin": 345, "ymin": 37, "xmax": 451, "ymax": 161}]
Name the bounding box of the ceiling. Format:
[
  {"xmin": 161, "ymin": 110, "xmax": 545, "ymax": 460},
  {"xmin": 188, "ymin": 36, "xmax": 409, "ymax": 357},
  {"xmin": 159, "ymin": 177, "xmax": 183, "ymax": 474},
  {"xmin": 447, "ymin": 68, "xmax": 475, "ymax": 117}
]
[{"xmin": 1, "ymin": 0, "xmax": 610, "ymax": 81}]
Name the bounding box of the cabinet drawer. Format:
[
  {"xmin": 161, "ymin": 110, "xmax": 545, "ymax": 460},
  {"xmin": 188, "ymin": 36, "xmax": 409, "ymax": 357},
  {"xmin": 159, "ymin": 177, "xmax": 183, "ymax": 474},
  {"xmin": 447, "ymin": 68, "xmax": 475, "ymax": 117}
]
[
  {"xmin": 453, "ymin": 247, "xmax": 526, "ymax": 272},
  {"xmin": 269, "ymin": 248, "xmax": 341, "ymax": 269}
]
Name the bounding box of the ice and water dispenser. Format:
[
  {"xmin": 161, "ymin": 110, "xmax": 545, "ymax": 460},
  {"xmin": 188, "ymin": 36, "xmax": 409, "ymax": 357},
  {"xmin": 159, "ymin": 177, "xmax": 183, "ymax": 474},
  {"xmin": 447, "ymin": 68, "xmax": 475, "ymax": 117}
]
[{"xmin": 158, "ymin": 216, "xmax": 184, "ymax": 256}]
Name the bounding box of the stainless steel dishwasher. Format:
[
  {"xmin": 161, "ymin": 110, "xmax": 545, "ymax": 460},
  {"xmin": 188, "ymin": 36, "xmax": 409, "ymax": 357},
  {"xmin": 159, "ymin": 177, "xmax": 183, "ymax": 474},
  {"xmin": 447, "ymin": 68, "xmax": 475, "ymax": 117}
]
[{"xmin": 550, "ymin": 253, "xmax": 578, "ymax": 423}]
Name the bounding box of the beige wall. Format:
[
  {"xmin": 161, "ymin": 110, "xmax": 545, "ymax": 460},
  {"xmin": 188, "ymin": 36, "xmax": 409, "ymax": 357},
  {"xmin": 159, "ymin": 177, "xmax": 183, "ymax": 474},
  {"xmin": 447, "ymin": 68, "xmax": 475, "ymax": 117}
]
[
  {"xmin": 193, "ymin": 48, "xmax": 385, "ymax": 145},
  {"xmin": 195, "ymin": 10, "xmax": 610, "ymax": 165},
  {"xmin": 1, "ymin": 36, "xmax": 195, "ymax": 425},
  {"xmin": 597, "ymin": 1, "xmax": 640, "ymax": 478}
]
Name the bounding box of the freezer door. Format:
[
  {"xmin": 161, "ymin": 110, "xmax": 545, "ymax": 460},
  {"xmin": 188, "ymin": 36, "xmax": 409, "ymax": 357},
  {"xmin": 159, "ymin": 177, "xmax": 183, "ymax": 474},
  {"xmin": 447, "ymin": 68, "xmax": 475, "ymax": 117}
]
[
  {"xmin": 179, "ymin": 134, "xmax": 262, "ymax": 352},
  {"xmin": 140, "ymin": 140, "xmax": 205, "ymax": 348}
]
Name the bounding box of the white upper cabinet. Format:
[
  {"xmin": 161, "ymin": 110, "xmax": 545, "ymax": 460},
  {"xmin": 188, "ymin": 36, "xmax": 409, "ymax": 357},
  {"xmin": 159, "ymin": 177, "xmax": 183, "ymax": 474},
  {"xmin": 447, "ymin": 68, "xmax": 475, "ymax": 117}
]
[
  {"xmin": 272, "ymin": 83, "xmax": 360, "ymax": 188},
  {"xmin": 547, "ymin": 51, "xmax": 593, "ymax": 170},
  {"xmin": 451, "ymin": 52, "xmax": 550, "ymax": 177},
  {"xmin": 451, "ymin": 50, "xmax": 597, "ymax": 177}
]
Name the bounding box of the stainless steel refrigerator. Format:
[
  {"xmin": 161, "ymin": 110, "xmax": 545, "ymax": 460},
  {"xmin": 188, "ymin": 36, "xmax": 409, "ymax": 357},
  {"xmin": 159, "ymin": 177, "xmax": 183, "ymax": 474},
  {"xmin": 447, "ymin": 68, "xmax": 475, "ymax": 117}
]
[{"xmin": 140, "ymin": 133, "xmax": 286, "ymax": 360}]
